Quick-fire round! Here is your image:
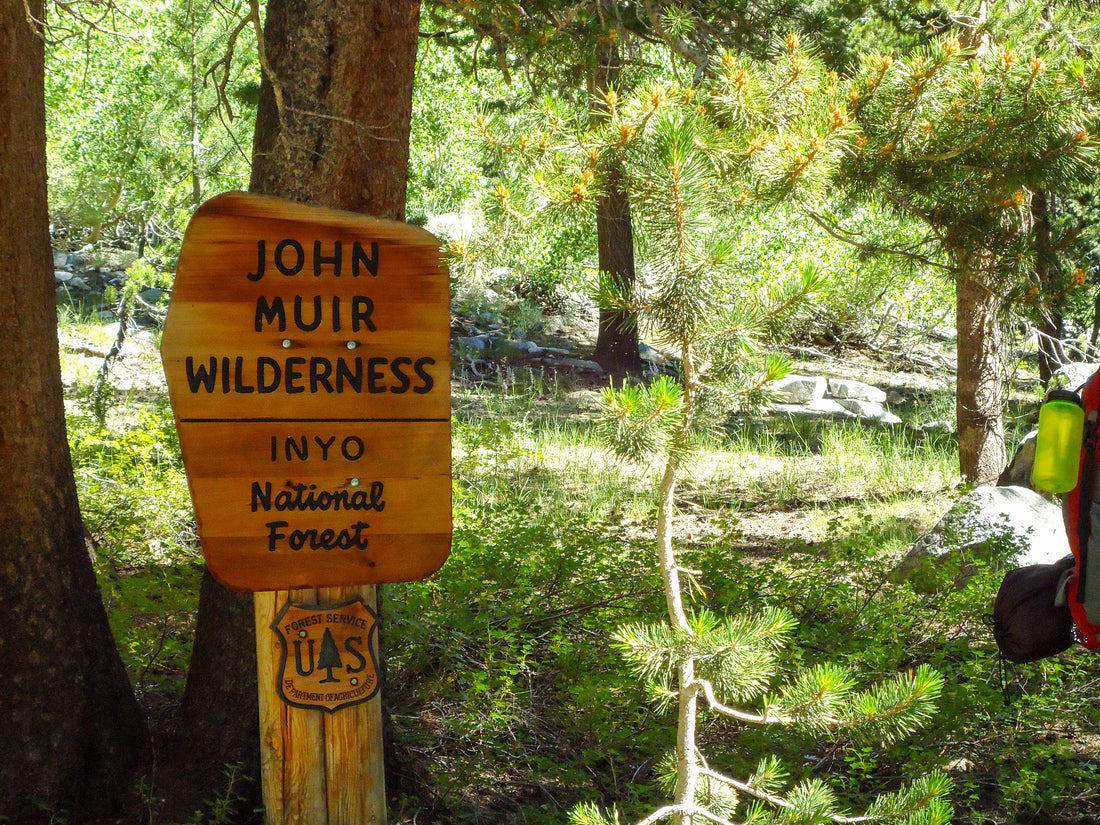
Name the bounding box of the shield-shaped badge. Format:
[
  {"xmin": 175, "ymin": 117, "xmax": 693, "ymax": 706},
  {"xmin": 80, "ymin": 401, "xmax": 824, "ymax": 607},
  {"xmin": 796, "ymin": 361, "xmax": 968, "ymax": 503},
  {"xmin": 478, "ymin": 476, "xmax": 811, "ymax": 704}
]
[{"xmin": 272, "ymin": 598, "xmax": 380, "ymax": 712}]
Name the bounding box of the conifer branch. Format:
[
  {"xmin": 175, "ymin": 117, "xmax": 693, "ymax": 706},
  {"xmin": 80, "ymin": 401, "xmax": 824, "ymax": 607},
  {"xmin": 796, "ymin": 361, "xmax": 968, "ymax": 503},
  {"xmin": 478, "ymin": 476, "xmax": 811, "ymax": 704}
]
[
  {"xmin": 635, "ymin": 803, "xmax": 737, "ymax": 825},
  {"xmin": 802, "ymin": 208, "xmax": 951, "ymax": 272},
  {"xmin": 698, "ymin": 768, "xmax": 880, "ymax": 824},
  {"xmin": 691, "ymin": 678, "xmax": 785, "ymax": 724}
]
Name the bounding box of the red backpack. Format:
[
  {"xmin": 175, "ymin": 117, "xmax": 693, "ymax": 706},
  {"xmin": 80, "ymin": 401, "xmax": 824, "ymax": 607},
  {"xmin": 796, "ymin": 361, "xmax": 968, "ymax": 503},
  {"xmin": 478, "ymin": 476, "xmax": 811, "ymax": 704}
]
[
  {"xmin": 1063, "ymin": 373, "xmax": 1100, "ymax": 650},
  {"xmin": 993, "ymin": 376, "xmax": 1100, "ymax": 662}
]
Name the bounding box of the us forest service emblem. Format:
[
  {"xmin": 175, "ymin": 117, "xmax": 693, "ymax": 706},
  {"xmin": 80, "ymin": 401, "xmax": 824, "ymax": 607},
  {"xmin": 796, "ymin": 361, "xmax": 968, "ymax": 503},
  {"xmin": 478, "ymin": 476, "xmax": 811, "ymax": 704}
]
[{"xmin": 272, "ymin": 598, "xmax": 380, "ymax": 712}]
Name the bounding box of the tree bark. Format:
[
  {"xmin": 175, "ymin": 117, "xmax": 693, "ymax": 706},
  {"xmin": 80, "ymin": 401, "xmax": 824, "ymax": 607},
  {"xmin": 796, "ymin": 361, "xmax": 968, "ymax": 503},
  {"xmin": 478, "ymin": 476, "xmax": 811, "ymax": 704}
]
[
  {"xmin": 592, "ymin": 38, "xmax": 642, "ymax": 376},
  {"xmin": 179, "ymin": 0, "xmax": 420, "ymax": 808},
  {"xmin": 0, "ymin": 2, "xmax": 147, "ymax": 820},
  {"xmin": 1032, "ymin": 191, "xmax": 1066, "ymax": 384},
  {"xmin": 174, "ymin": 569, "xmax": 263, "ymax": 814},
  {"xmin": 249, "ymin": 0, "xmax": 418, "ymax": 221},
  {"xmin": 955, "ymin": 259, "xmax": 1007, "ymax": 483}
]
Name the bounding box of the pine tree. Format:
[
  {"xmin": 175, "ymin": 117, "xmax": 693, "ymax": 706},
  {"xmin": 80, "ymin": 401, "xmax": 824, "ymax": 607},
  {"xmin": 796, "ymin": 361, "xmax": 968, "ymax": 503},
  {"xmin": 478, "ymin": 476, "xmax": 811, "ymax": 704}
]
[
  {"xmin": 835, "ymin": 2, "xmax": 1100, "ymax": 482},
  {"xmin": 471, "ymin": 38, "xmax": 950, "ymax": 825},
  {"xmin": 431, "ymin": 0, "xmax": 918, "ymax": 374}
]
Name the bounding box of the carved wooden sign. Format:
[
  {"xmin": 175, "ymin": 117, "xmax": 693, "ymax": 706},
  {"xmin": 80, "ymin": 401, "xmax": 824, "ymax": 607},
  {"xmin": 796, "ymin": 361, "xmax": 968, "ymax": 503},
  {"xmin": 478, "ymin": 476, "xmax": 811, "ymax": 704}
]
[{"xmin": 161, "ymin": 192, "xmax": 452, "ymax": 591}]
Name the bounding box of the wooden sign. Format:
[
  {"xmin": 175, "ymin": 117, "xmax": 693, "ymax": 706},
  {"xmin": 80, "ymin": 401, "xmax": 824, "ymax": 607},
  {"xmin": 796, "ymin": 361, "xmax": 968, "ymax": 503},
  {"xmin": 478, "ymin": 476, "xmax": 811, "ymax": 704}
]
[
  {"xmin": 161, "ymin": 192, "xmax": 451, "ymax": 591},
  {"xmin": 272, "ymin": 597, "xmax": 379, "ymax": 712}
]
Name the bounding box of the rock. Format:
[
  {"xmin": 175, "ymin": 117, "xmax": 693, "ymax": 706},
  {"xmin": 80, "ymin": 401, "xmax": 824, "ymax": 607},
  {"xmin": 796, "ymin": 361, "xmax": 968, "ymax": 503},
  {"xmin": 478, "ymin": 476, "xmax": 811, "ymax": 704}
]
[
  {"xmin": 67, "ymin": 276, "xmax": 88, "ymax": 291},
  {"xmin": 507, "ymin": 339, "xmax": 542, "ymax": 353},
  {"xmin": 828, "ymin": 378, "xmax": 887, "ymax": 403},
  {"xmin": 1053, "ymin": 362, "xmax": 1097, "ymax": 391},
  {"xmin": 96, "ymin": 310, "xmax": 116, "ymax": 321},
  {"xmin": 838, "ymin": 398, "xmax": 885, "ymax": 418},
  {"xmin": 640, "ymin": 343, "xmax": 667, "ymax": 364},
  {"xmin": 773, "ymin": 375, "xmax": 827, "ymax": 405},
  {"xmin": 886, "ymin": 389, "xmax": 907, "ymax": 406},
  {"xmin": 806, "ymin": 398, "xmax": 850, "ymax": 415},
  {"xmin": 138, "ymin": 287, "xmax": 165, "ymax": 305},
  {"xmin": 458, "ymin": 335, "xmax": 493, "ymax": 351},
  {"xmin": 566, "ymin": 389, "xmax": 603, "ymax": 410},
  {"xmin": 54, "ymin": 270, "xmax": 73, "ymax": 283},
  {"xmin": 53, "ymin": 251, "xmax": 70, "ymax": 268},
  {"xmin": 999, "ymin": 430, "xmax": 1037, "ymax": 489},
  {"xmin": 545, "ymin": 357, "xmax": 603, "ymax": 372},
  {"xmin": 835, "ymin": 398, "xmax": 904, "ymax": 424},
  {"xmin": 921, "ymin": 420, "xmax": 955, "ymax": 434},
  {"xmin": 890, "ymin": 486, "xmax": 1068, "ymax": 590},
  {"xmin": 774, "ymin": 400, "xmax": 856, "ymax": 419}
]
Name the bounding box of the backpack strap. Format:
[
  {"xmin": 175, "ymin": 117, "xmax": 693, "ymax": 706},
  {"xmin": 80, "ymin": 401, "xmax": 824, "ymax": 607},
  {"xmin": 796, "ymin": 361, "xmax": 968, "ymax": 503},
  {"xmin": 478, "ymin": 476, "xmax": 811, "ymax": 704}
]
[{"xmin": 1067, "ymin": 380, "xmax": 1100, "ymax": 649}]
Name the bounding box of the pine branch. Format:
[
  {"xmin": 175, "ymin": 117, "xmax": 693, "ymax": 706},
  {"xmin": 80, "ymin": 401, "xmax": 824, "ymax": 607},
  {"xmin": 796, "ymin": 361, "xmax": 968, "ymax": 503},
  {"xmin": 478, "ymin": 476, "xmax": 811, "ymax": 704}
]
[
  {"xmin": 692, "ymin": 678, "xmax": 785, "ymax": 725},
  {"xmin": 802, "ymin": 208, "xmax": 951, "ymax": 272},
  {"xmin": 699, "ymin": 768, "xmax": 879, "ymax": 824},
  {"xmin": 843, "ymin": 665, "xmax": 944, "ymax": 744},
  {"xmin": 635, "ymin": 803, "xmax": 738, "ymax": 825}
]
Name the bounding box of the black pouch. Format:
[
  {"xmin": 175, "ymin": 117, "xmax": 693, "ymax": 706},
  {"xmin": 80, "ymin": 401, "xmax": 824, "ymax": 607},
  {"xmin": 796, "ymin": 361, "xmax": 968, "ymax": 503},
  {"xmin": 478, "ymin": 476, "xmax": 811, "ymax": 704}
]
[{"xmin": 993, "ymin": 555, "xmax": 1076, "ymax": 663}]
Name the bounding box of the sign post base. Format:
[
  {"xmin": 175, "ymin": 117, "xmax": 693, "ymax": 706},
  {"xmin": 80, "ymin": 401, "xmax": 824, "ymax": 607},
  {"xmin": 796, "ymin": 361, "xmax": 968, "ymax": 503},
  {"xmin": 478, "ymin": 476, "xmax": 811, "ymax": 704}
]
[{"xmin": 255, "ymin": 585, "xmax": 386, "ymax": 825}]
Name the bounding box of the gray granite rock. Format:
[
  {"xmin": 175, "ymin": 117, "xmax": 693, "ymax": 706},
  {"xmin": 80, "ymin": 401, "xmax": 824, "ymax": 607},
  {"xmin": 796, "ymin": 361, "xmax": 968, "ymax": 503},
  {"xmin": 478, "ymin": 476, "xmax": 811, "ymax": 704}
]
[
  {"xmin": 828, "ymin": 378, "xmax": 887, "ymax": 403},
  {"xmin": 891, "ymin": 485, "xmax": 1068, "ymax": 590}
]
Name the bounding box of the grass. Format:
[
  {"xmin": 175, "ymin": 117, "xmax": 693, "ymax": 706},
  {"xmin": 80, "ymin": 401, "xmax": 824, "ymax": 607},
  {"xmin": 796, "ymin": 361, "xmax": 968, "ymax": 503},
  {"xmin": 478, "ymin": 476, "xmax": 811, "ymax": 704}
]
[{"xmin": 59, "ymin": 312, "xmax": 1100, "ymax": 825}]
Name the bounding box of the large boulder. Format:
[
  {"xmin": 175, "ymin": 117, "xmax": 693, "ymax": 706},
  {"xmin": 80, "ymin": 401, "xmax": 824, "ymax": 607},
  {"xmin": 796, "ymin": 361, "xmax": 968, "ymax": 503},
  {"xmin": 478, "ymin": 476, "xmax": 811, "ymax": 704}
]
[
  {"xmin": 998, "ymin": 430, "xmax": 1037, "ymax": 489},
  {"xmin": 828, "ymin": 378, "xmax": 887, "ymax": 404},
  {"xmin": 890, "ymin": 486, "xmax": 1068, "ymax": 590}
]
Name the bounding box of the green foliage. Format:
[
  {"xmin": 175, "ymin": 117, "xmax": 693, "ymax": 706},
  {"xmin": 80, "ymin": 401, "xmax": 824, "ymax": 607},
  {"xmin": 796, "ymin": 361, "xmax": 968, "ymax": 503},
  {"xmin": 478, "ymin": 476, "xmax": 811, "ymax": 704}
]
[
  {"xmin": 615, "ymin": 607, "xmax": 796, "ymax": 705},
  {"xmin": 384, "ymin": 499, "xmax": 669, "ymax": 815},
  {"xmin": 67, "ymin": 402, "xmax": 199, "ymax": 688},
  {"xmin": 725, "ymin": 202, "xmax": 954, "ymax": 346},
  {"xmin": 472, "ymin": 41, "xmax": 951, "ymax": 825},
  {"xmin": 180, "ymin": 763, "xmax": 248, "ymax": 825},
  {"xmin": 408, "ymin": 37, "xmax": 512, "ymax": 221},
  {"xmin": 841, "ymin": 4, "xmax": 1100, "ymax": 283},
  {"xmin": 597, "ymin": 377, "xmax": 686, "ymax": 464},
  {"xmin": 46, "ymin": 0, "xmax": 258, "ymax": 248},
  {"xmin": 91, "ymin": 259, "xmax": 173, "ymax": 422}
]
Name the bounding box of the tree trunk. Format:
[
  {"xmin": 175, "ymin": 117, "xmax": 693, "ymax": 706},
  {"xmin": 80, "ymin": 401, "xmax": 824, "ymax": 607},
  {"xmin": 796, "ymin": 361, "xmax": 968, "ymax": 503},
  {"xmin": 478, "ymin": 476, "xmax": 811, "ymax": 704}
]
[
  {"xmin": 0, "ymin": 2, "xmax": 147, "ymax": 820},
  {"xmin": 178, "ymin": 0, "xmax": 420, "ymax": 808},
  {"xmin": 955, "ymin": 259, "xmax": 1007, "ymax": 483},
  {"xmin": 249, "ymin": 0, "xmax": 418, "ymax": 221},
  {"xmin": 1032, "ymin": 191, "xmax": 1066, "ymax": 384},
  {"xmin": 174, "ymin": 569, "xmax": 263, "ymax": 815},
  {"xmin": 592, "ymin": 38, "xmax": 642, "ymax": 376}
]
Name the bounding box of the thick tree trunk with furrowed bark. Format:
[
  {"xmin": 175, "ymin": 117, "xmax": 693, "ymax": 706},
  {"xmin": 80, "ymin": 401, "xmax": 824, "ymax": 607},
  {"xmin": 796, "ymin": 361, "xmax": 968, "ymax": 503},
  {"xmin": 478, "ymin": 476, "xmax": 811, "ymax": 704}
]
[
  {"xmin": 955, "ymin": 256, "xmax": 1007, "ymax": 484},
  {"xmin": 0, "ymin": 1, "xmax": 147, "ymax": 820}
]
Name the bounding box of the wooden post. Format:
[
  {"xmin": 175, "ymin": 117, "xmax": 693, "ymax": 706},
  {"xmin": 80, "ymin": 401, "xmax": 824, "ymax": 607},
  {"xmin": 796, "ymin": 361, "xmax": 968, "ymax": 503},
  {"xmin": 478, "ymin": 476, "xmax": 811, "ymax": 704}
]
[{"xmin": 255, "ymin": 585, "xmax": 386, "ymax": 825}]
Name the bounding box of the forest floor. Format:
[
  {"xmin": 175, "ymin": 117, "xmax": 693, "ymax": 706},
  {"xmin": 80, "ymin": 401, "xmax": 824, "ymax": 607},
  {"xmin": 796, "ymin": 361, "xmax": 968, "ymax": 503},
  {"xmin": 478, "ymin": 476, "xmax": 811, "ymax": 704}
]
[{"xmin": 60, "ymin": 298, "xmax": 1100, "ymax": 825}]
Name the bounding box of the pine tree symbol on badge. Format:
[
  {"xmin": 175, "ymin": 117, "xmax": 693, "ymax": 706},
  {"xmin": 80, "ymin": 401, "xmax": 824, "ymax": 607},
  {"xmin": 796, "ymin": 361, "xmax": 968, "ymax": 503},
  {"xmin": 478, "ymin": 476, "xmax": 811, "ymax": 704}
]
[{"xmin": 317, "ymin": 629, "xmax": 343, "ymax": 683}]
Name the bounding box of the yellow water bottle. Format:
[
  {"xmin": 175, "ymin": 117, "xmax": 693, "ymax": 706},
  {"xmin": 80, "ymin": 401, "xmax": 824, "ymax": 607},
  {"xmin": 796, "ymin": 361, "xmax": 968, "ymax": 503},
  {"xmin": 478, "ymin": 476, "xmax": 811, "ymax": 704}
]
[{"xmin": 1032, "ymin": 389, "xmax": 1085, "ymax": 493}]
